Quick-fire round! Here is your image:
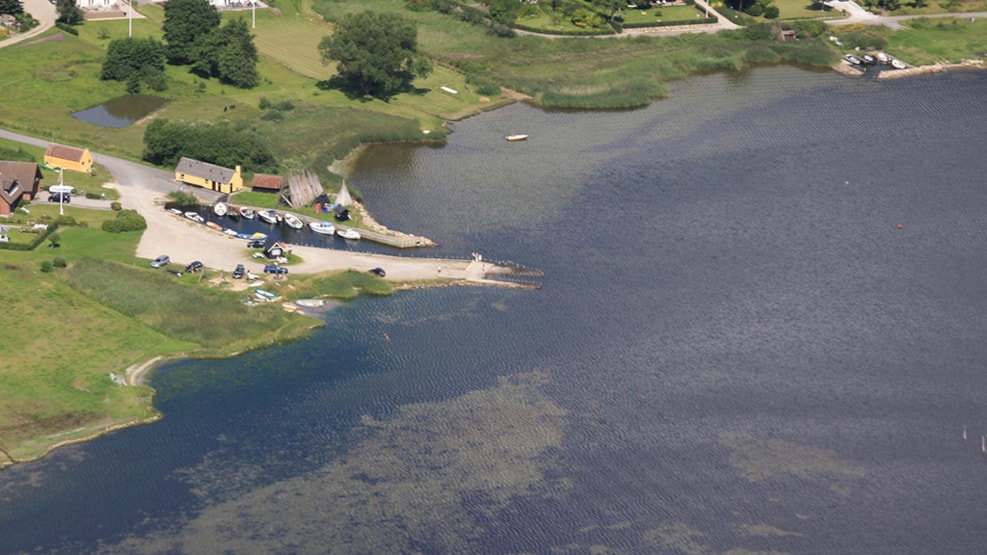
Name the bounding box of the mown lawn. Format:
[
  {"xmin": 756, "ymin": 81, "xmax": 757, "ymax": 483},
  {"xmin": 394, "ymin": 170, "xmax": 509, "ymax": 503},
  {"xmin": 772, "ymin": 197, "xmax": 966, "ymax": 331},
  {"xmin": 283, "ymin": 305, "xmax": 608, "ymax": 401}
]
[{"xmin": 885, "ymin": 16, "xmax": 987, "ymax": 64}]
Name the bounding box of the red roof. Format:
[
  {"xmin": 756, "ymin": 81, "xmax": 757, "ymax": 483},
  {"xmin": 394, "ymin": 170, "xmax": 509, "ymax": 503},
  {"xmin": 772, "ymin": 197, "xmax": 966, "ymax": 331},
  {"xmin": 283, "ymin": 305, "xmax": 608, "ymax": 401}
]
[
  {"xmin": 45, "ymin": 144, "xmax": 87, "ymax": 163},
  {"xmin": 252, "ymin": 174, "xmax": 283, "ymax": 190}
]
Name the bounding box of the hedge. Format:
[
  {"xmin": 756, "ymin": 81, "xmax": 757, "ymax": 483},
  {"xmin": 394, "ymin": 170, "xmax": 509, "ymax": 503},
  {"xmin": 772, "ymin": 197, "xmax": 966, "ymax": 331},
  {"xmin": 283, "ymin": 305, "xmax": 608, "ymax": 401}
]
[{"xmin": 620, "ymin": 17, "xmax": 718, "ymax": 29}]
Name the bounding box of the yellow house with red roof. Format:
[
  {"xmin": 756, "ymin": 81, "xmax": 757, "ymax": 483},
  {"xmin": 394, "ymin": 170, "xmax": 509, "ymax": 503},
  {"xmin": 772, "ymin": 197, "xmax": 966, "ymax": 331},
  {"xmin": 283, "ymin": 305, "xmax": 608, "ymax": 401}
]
[{"xmin": 44, "ymin": 144, "xmax": 94, "ymax": 174}]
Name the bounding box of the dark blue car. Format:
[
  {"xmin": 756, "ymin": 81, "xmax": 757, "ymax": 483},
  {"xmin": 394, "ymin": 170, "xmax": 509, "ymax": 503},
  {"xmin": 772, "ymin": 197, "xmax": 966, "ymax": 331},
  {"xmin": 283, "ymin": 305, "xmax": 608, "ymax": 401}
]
[{"xmin": 264, "ymin": 264, "xmax": 288, "ymax": 274}]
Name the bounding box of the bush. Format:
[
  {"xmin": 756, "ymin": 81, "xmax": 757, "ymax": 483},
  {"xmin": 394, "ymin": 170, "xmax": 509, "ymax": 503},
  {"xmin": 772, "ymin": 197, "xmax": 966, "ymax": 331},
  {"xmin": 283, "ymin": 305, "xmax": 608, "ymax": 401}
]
[
  {"xmin": 101, "ymin": 209, "xmax": 147, "ymax": 233},
  {"xmin": 40, "ymin": 260, "xmax": 53, "ymax": 273},
  {"xmin": 53, "ymin": 257, "xmax": 67, "ymax": 268},
  {"xmin": 111, "ymin": 201, "xmax": 122, "ymax": 211},
  {"xmin": 55, "ymin": 22, "xmax": 79, "ymax": 35},
  {"xmin": 168, "ymin": 190, "xmax": 199, "ymax": 207},
  {"xmin": 763, "ymin": 5, "xmax": 779, "ymax": 18}
]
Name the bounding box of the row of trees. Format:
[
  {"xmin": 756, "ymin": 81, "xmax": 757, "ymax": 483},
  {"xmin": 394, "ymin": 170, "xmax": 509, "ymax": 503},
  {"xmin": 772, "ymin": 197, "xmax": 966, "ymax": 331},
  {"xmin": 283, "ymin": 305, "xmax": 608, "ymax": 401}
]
[{"xmin": 143, "ymin": 119, "xmax": 278, "ymax": 173}]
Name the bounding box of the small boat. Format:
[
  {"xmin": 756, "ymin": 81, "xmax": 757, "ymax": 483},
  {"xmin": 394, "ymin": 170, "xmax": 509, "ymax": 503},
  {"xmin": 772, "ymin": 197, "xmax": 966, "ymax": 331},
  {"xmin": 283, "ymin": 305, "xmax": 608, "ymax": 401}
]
[
  {"xmin": 862, "ymin": 54, "xmax": 876, "ymax": 65},
  {"xmin": 282, "ymin": 302, "xmax": 298, "ymax": 312},
  {"xmin": 337, "ymin": 227, "xmax": 361, "ymax": 240},
  {"xmin": 844, "ymin": 54, "xmax": 863, "ymax": 66},
  {"xmin": 890, "ymin": 58, "xmax": 907, "ymax": 70},
  {"xmin": 874, "ymin": 51, "xmax": 889, "ymax": 64},
  {"xmin": 206, "ymin": 221, "xmax": 224, "ymax": 232},
  {"xmin": 248, "ymin": 280, "xmax": 264, "ymax": 288},
  {"xmin": 283, "ymin": 213, "xmax": 303, "ymax": 229},
  {"xmin": 167, "ymin": 207, "xmax": 183, "ymax": 216},
  {"xmin": 184, "ymin": 211, "xmax": 205, "ymax": 223},
  {"xmin": 213, "ymin": 202, "xmax": 228, "ymax": 217},
  {"xmin": 239, "ymin": 206, "xmax": 255, "ymax": 219},
  {"xmin": 258, "ymin": 209, "xmax": 279, "ymax": 225},
  {"xmin": 506, "ymin": 134, "xmax": 528, "ymax": 142},
  {"xmin": 249, "ymin": 232, "xmax": 267, "ymax": 240},
  {"xmin": 224, "ymin": 228, "xmax": 239, "ymax": 236},
  {"xmin": 309, "ymin": 221, "xmax": 336, "ymax": 235},
  {"xmin": 296, "ymin": 299, "xmax": 326, "ymax": 308}
]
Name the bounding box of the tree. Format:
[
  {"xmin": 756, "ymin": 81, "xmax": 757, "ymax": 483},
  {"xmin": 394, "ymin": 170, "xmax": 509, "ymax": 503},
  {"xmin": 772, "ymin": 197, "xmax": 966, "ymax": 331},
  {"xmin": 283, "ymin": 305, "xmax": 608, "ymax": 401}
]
[
  {"xmin": 162, "ymin": 0, "xmax": 220, "ymax": 65},
  {"xmin": 0, "ymin": 0, "xmax": 24, "ymax": 15},
  {"xmin": 318, "ymin": 10, "xmax": 432, "ymax": 99},
  {"xmin": 55, "ymin": 0, "xmax": 84, "ymax": 25},
  {"xmin": 101, "ymin": 37, "xmax": 167, "ymax": 82},
  {"xmin": 192, "ymin": 18, "xmax": 259, "ymax": 88}
]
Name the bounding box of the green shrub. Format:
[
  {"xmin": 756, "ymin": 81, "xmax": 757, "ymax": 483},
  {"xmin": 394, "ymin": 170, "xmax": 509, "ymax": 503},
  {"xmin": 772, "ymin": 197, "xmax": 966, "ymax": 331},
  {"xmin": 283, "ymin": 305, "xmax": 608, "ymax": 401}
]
[
  {"xmin": 55, "ymin": 22, "xmax": 79, "ymax": 35},
  {"xmin": 764, "ymin": 5, "xmax": 779, "ymax": 18},
  {"xmin": 168, "ymin": 190, "xmax": 199, "ymax": 207},
  {"xmin": 111, "ymin": 201, "xmax": 122, "ymax": 211},
  {"xmin": 40, "ymin": 260, "xmax": 53, "ymax": 273},
  {"xmin": 101, "ymin": 209, "xmax": 147, "ymax": 233},
  {"xmin": 53, "ymin": 257, "xmax": 67, "ymax": 268}
]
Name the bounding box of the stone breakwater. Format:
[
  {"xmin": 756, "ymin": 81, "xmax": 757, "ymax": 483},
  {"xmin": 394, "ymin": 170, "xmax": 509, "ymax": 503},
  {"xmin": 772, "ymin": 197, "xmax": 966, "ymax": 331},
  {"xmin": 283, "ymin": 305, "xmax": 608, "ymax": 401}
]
[{"xmin": 875, "ymin": 59, "xmax": 984, "ymax": 80}]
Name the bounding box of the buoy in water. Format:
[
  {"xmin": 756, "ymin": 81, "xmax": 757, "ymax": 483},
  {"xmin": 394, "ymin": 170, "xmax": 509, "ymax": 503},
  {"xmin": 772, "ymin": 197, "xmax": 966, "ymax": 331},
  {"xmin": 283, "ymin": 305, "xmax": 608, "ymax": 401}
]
[{"xmin": 898, "ymin": 224, "xmax": 903, "ymax": 229}]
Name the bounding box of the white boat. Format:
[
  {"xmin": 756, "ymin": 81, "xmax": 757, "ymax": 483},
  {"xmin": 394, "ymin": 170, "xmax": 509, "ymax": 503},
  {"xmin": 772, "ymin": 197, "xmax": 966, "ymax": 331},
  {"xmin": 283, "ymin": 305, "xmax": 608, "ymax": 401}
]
[
  {"xmin": 258, "ymin": 209, "xmax": 279, "ymax": 225},
  {"xmin": 49, "ymin": 185, "xmax": 75, "ymax": 194},
  {"xmin": 891, "ymin": 58, "xmax": 907, "ymax": 70},
  {"xmin": 167, "ymin": 207, "xmax": 183, "ymax": 216},
  {"xmin": 283, "ymin": 213, "xmax": 303, "ymax": 229},
  {"xmin": 184, "ymin": 211, "xmax": 205, "ymax": 223},
  {"xmin": 309, "ymin": 221, "xmax": 336, "ymax": 235},
  {"xmin": 213, "ymin": 202, "xmax": 228, "ymax": 217},
  {"xmin": 239, "ymin": 206, "xmax": 255, "ymax": 219},
  {"xmin": 337, "ymin": 228, "xmax": 361, "ymax": 240},
  {"xmin": 844, "ymin": 54, "xmax": 863, "ymax": 66},
  {"xmin": 506, "ymin": 134, "xmax": 528, "ymax": 142},
  {"xmin": 224, "ymin": 228, "xmax": 239, "ymax": 236},
  {"xmin": 296, "ymin": 298, "xmax": 326, "ymax": 308}
]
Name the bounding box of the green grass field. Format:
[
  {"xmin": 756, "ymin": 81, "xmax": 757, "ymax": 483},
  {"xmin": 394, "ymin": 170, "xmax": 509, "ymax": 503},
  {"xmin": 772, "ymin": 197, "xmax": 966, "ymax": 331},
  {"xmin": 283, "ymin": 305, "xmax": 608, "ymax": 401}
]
[{"xmin": 0, "ymin": 203, "xmax": 397, "ymax": 467}]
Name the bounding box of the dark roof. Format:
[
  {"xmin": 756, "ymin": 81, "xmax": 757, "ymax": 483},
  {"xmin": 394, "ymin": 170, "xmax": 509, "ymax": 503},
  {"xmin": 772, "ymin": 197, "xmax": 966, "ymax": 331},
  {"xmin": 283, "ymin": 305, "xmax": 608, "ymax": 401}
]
[
  {"xmin": 252, "ymin": 174, "xmax": 283, "ymax": 190},
  {"xmin": 0, "ymin": 161, "xmax": 42, "ymax": 192},
  {"xmin": 175, "ymin": 157, "xmax": 238, "ymax": 184},
  {"xmin": 45, "ymin": 144, "xmax": 88, "ymax": 163}
]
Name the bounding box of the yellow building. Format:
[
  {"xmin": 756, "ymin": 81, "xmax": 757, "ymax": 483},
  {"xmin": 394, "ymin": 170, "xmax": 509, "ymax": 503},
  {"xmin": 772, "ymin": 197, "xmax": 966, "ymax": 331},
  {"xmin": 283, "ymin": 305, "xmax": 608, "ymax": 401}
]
[
  {"xmin": 44, "ymin": 144, "xmax": 94, "ymax": 174},
  {"xmin": 174, "ymin": 157, "xmax": 243, "ymax": 194}
]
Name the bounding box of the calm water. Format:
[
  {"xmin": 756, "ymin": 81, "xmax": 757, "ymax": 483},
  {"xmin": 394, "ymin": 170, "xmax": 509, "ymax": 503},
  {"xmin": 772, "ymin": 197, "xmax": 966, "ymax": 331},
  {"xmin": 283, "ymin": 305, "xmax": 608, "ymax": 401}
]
[
  {"xmin": 3, "ymin": 66, "xmax": 987, "ymax": 554},
  {"xmin": 72, "ymin": 95, "xmax": 168, "ymax": 128}
]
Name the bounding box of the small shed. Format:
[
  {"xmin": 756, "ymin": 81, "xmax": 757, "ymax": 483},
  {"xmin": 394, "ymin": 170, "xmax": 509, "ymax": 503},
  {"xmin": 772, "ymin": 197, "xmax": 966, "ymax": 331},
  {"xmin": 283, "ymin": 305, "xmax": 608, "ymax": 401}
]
[
  {"xmin": 781, "ymin": 29, "xmax": 796, "ymax": 41},
  {"xmin": 263, "ymin": 237, "xmax": 287, "ymax": 259},
  {"xmin": 251, "ymin": 173, "xmax": 283, "ymax": 194}
]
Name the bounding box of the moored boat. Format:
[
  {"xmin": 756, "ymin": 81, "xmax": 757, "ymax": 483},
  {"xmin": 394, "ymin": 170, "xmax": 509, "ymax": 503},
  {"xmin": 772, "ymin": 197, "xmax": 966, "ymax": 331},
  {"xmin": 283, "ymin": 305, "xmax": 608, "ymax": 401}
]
[
  {"xmin": 506, "ymin": 134, "xmax": 528, "ymax": 142},
  {"xmin": 258, "ymin": 209, "xmax": 280, "ymax": 225},
  {"xmin": 213, "ymin": 202, "xmax": 228, "ymax": 217},
  {"xmin": 224, "ymin": 228, "xmax": 239, "ymax": 236},
  {"xmin": 844, "ymin": 54, "xmax": 863, "ymax": 66},
  {"xmin": 239, "ymin": 206, "xmax": 255, "ymax": 219},
  {"xmin": 167, "ymin": 207, "xmax": 183, "ymax": 216},
  {"xmin": 206, "ymin": 221, "xmax": 224, "ymax": 232},
  {"xmin": 337, "ymin": 227, "xmax": 361, "ymax": 240},
  {"xmin": 184, "ymin": 211, "xmax": 205, "ymax": 223},
  {"xmin": 283, "ymin": 213, "xmax": 303, "ymax": 229},
  {"xmin": 296, "ymin": 299, "xmax": 326, "ymax": 308},
  {"xmin": 309, "ymin": 220, "xmax": 336, "ymax": 235},
  {"xmin": 890, "ymin": 58, "xmax": 907, "ymax": 70}
]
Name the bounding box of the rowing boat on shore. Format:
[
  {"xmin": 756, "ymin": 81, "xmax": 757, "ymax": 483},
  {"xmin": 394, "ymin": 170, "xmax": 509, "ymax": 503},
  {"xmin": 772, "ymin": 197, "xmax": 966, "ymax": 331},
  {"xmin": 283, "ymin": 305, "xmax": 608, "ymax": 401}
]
[{"xmin": 506, "ymin": 134, "xmax": 528, "ymax": 142}]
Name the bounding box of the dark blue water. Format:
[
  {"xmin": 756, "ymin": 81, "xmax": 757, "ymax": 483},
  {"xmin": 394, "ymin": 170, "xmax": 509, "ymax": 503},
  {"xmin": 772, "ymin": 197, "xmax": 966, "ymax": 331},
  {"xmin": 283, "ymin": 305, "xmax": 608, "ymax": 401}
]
[{"xmin": 3, "ymin": 66, "xmax": 987, "ymax": 554}]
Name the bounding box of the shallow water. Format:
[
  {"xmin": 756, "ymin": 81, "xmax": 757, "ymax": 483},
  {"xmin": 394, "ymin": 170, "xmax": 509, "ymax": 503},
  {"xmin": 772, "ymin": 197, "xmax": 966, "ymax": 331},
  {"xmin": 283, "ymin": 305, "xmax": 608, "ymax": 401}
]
[{"xmin": 3, "ymin": 66, "xmax": 987, "ymax": 553}]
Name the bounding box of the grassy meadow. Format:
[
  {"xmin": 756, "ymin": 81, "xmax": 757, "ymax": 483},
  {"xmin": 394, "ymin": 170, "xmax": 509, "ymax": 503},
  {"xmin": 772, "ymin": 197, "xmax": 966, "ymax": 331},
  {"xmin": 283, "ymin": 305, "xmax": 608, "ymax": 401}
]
[{"xmin": 0, "ymin": 200, "xmax": 402, "ymax": 467}]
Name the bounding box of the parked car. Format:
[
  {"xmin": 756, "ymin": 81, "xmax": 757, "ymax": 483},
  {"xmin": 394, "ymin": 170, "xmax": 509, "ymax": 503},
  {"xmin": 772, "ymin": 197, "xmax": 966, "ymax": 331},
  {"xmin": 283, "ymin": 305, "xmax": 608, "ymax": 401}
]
[
  {"xmin": 185, "ymin": 260, "xmax": 204, "ymax": 273},
  {"xmin": 48, "ymin": 193, "xmax": 70, "ymax": 203},
  {"xmin": 369, "ymin": 267, "xmax": 386, "ymax": 277},
  {"xmin": 264, "ymin": 264, "xmax": 288, "ymax": 275},
  {"xmin": 246, "ymin": 239, "xmax": 265, "ymax": 249},
  {"xmin": 233, "ymin": 264, "xmax": 245, "ymax": 279},
  {"xmin": 150, "ymin": 255, "xmax": 170, "ymax": 268}
]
